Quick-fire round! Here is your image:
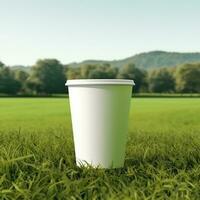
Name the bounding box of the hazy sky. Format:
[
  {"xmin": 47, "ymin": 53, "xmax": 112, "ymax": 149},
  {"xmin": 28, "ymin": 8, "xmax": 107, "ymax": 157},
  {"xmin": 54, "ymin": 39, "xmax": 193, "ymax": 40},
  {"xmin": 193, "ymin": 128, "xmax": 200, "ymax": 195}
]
[{"xmin": 0, "ymin": 0, "xmax": 200, "ymax": 65}]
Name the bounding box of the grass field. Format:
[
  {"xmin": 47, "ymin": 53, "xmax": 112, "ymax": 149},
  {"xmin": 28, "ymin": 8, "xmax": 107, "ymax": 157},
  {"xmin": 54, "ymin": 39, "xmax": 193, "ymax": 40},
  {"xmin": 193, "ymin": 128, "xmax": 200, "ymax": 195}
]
[{"xmin": 1, "ymin": 98, "xmax": 200, "ymax": 199}]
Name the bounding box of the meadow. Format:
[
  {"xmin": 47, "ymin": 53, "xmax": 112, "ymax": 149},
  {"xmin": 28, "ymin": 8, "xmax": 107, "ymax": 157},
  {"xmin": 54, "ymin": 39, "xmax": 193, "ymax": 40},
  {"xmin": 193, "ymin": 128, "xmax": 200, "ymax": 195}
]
[{"xmin": 0, "ymin": 97, "xmax": 200, "ymax": 199}]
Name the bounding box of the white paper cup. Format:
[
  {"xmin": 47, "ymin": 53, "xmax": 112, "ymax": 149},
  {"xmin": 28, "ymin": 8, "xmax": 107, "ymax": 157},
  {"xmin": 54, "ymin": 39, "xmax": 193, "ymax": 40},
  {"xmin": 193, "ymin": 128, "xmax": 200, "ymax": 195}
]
[{"xmin": 66, "ymin": 79, "xmax": 135, "ymax": 168}]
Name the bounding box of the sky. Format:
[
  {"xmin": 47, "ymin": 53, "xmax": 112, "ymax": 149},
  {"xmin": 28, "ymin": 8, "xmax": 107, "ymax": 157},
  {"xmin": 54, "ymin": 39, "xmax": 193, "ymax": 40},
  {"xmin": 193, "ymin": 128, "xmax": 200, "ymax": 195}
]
[{"xmin": 0, "ymin": 0, "xmax": 200, "ymax": 66}]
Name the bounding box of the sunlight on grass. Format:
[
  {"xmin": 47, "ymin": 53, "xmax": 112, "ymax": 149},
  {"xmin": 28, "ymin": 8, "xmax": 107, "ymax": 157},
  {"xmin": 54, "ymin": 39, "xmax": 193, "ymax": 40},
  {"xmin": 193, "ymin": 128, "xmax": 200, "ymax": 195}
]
[{"xmin": 0, "ymin": 98, "xmax": 200, "ymax": 199}]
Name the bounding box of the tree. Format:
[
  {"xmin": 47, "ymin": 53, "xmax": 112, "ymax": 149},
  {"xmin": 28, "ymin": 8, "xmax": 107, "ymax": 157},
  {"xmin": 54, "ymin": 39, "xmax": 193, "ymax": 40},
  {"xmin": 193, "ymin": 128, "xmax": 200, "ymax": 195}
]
[
  {"xmin": 27, "ymin": 59, "xmax": 66, "ymax": 94},
  {"xmin": 148, "ymin": 68, "xmax": 175, "ymax": 93},
  {"xmin": 175, "ymin": 63, "xmax": 200, "ymax": 93},
  {"xmin": 88, "ymin": 64, "xmax": 118, "ymax": 79},
  {"xmin": 79, "ymin": 63, "xmax": 117, "ymax": 79},
  {"xmin": 0, "ymin": 67, "xmax": 21, "ymax": 94},
  {"xmin": 0, "ymin": 61, "xmax": 5, "ymax": 68},
  {"xmin": 67, "ymin": 67, "xmax": 81, "ymax": 79},
  {"xmin": 14, "ymin": 70, "xmax": 29, "ymax": 93},
  {"xmin": 117, "ymin": 63, "xmax": 146, "ymax": 92},
  {"xmin": 80, "ymin": 64, "xmax": 96, "ymax": 78}
]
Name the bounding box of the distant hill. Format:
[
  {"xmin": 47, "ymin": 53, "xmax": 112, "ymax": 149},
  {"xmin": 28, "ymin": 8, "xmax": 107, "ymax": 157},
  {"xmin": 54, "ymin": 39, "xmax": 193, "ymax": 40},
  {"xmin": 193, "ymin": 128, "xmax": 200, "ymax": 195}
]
[
  {"xmin": 8, "ymin": 51, "xmax": 200, "ymax": 71},
  {"xmin": 68, "ymin": 51, "xmax": 200, "ymax": 69}
]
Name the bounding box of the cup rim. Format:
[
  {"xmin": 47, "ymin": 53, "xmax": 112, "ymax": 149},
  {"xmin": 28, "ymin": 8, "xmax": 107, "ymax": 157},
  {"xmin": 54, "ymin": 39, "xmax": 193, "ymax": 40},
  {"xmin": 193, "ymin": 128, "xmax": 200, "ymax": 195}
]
[{"xmin": 65, "ymin": 79, "xmax": 135, "ymax": 86}]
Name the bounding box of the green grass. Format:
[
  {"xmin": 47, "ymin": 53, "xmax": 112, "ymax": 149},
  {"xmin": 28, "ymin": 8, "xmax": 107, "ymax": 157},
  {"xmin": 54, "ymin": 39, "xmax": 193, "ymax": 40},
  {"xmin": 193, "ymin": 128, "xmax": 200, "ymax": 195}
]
[{"xmin": 0, "ymin": 98, "xmax": 200, "ymax": 199}]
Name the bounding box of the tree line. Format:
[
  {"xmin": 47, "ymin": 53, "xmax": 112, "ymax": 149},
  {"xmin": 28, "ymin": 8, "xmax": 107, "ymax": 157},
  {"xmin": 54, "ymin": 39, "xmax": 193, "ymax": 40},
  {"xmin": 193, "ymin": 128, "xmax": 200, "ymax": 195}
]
[{"xmin": 0, "ymin": 59, "xmax": 199, "ymax": 95}]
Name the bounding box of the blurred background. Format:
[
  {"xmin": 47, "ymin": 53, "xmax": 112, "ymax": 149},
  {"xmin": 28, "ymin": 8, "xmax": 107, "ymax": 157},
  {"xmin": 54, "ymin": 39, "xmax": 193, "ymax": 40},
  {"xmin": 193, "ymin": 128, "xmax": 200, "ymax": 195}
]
[{"xmin": 0, "ymin": 0, "xmax": 200, "ymax": 95}]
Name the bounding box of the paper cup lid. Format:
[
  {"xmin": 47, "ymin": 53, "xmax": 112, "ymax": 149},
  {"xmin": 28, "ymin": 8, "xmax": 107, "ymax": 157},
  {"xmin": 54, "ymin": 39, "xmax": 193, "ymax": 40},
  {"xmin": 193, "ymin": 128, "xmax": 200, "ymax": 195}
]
[{"xmin": 65, "ymin": 79, "xmax": 135, "ymax": 86}]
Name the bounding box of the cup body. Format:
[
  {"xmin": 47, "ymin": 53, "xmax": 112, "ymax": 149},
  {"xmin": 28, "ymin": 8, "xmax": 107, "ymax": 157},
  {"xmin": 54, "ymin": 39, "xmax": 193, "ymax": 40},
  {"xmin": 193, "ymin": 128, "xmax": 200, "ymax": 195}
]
[{"xmin": 66, "ymin": 79, "xmax": 134, "ymax": 168}]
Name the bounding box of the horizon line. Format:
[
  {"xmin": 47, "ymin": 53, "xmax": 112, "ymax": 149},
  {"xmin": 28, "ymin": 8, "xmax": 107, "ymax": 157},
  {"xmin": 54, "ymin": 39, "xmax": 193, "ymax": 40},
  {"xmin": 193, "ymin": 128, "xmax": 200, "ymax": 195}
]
[{"xmin": 3, "ymin": 50, "xmax": 200, "ymax": 67}]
